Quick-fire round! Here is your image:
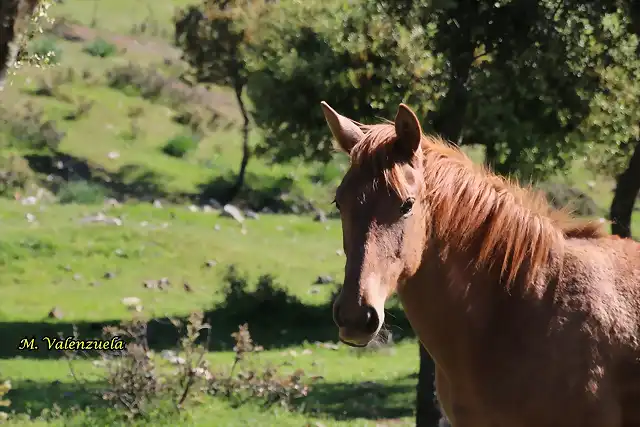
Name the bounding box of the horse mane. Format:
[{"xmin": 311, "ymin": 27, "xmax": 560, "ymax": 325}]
[{"xmin": 348, "ymin": 122, "xmax": 606, "ymax": 287}]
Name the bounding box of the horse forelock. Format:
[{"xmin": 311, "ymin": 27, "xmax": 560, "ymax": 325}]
[{"xmin": 343, "ymin": 122, "xmax": 606, "ymax": 289}]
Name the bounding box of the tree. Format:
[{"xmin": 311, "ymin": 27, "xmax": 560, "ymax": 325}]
[
  {"xmin": 174, "ymin": 0, "xmax": 268, "ymax": 203},
  {"xmin": 0, "ymin": 0, "xmax": 50, "ymax": 90},
  {"xmin": 607, "ymin": 0, "xmax": 640, "ymax": 238},
  {"xmin": 246, "ymin": 0, "xmax": 446, "ymax": 163}
]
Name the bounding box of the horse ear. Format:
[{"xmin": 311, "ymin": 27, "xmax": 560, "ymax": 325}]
[
  {"xmin": 320, "ymin": 101, "xmax": 364, "ymax": 154},
  {"xmin": 394, "ymin": 103, "xmax": 422, "ymax": 156}
]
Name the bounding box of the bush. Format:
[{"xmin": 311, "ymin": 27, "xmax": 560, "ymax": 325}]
[
  {"xmin": 0, "ymin": 104, "xmax": 65, "ymax": 151},
  {"xmin": 0, "ymin": 153, "xmax": 33, "ymax": 197},
  {"xmin": 0, "ymin": 379, "xmax": 10, "ymax": 422},
  {"xmin": 161, "ymin": 134, "xmax": 199, "ymax": 158},
  {"xmin": 83, "ymin": 38, "xmax": 118, "ymax": 58},
  {"xmin": 27, "ymin": 36, "xmax": 62, "ymax": 65},
  {"xmin": 60, "ymin": 311, "xmax": 311, "ymax": 421},
  {"xmin": 538, "ymin": 182, "xmax": 601, "ymax": 217},
  {"xmin": 57, "ymin": 180, "xmax": 109, "ymax": 205}
]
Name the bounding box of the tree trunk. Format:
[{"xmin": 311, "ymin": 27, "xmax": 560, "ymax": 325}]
[
  {"xmin": 0, "ymin": 0, "xmax": 40, "ymax": 90},
  {"xmin": 610, "ymin": 139, "xmax": 640, "ymax": 238},
  {"xmin": 416, "ymin": 343, "xmax": 442, "ymax": 427},
  {"xmin": 225, "ymin": 83, "xmax": 251, "ymax": 203}
]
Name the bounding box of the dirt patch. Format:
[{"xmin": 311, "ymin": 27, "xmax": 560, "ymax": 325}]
[{"xmin": 51, "ymin": 19, "xmax": 181, "ymax": 59}]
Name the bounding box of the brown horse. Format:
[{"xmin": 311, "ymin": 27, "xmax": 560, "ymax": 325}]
[{"xmin": 321, "ymin": 101, "xmax": 640, "ymax": 427}]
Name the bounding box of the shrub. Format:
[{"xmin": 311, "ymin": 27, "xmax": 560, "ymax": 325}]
[
  {"xmin": 63, "ymin": 97, "xmax": 94, "ymax": 121},
  {"xmin": 0, "ymin": 379, "xmax": 10, "ymax": 422},
  {"xmin": 538, "ymin": 182, "xmax": 601, "ymax": 217},
  {"xmin": 27, "ymin": 36, "xmax": 62, "ymax": 65},
  {"xmin": 0, "ymin": 153, "xmax": 34, "ymax": 197},
  {"xmin": 60, "ymin": 311, "xmax": 310, "ymax": 421},
  {"xmin": 161, "ymin": 133, "xmax": 199, "ymax": 158},
  {"xmin": 57, "ymin": 180, "xmax": 108, "ymax": 205},
  {"xmin": 0, "ymin": 104, "xmax": 65, "ymax": 151},
  {"xmin": 83, "ymin": 38, "xmax": 118, "ymax": 58}
]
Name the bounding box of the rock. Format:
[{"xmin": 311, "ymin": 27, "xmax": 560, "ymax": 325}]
[
  {"xmin": 214, "ymin": 224, "xmax": 221, "ymax": 231},
  {"xmin": 79, "ymin": 212, "xmax": 122, "ymax": 226},
  {"xmin": 315, "ymin": 275, "xmax": 334, "ymax": 285},
  {"xmin": 48, "ymin": 307, "xmax": 63, "ymax": 319},
  {"xmin": 104, "ymin": 198, "xmax": 121, "ymax": 208},
  {"xmin": 89, "ymin": 281, "xmax": 100, "ymax": 287},
  {"xmin": 309, "ymin": 287, "xmax": 320, "ymax": 295},
  {"xmin": 21, "ymin": 196, "xmax": 37, "ymax": 206},
  {"xmin": 153, "ymin": 200, "xmax": 163, "ymax": 208},
  {"xmin": 107, "ymin": 151, "xmax": 120, "ymax": 159},
  {"xmin": 157, "ymin": 277, "xmax": 170, "ymax": 290},
  {"xmin": 103, "ymin": 271, "xmax": 116, "ymax": 279},
  {"xmin": 208, "ymin": 199, "xmax": 223, "ymax": 209},
  {"xmin": 204, "ymin": 260, "xmax": 217, "ymax": 268},
  {"xmin": 314, "ymin": 210, "xmax": 328, "ymax": 223},
  {"xmin": 122, "ymin": 297, "xmax": 142, "ymax": 312},
  {"xmin": 73, "ymin": 274, "xmax": 82, "ymax": 281},
  {"xmin": 261, "ymin": 207, "xmax": 273, "ymax": 214},
  {"xmin": 336, "ymin": 249, "xmax": 344, "ymax": 256},
  {"xmin": 188, "ymin": 205, "xmax": 199, "ymax": 212},
  {"xmin": 221, "ymin": 204, "xmax": 244, "ymax": 223},
  {"xmin": 244, "ymin": 210, "xmax": 259, "ymax": 220},
  {"xmin": 160, "ymin": 349, "xmax": 185, "ymax": 365},
  {"xmin": 143, "ymin": 280, "xmax": 157, "ymax": 289},
  {"xmin": 183, "ymin": 282, "xmax": 192, "ymax": 292},
  {"xmin": 202, "ymin": 205, "xmax": 215, "ymax": 213},
  {"xmin": 25, "ymin": 213, "xmax": 36, "ymax": 223}
]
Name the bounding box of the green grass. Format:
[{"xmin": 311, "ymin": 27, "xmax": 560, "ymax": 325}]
[
  {"xmin": 1, "ymin": 341, "xmax": 418, "ymax": 426},
  {"xmin": 0, "ymin": 197, "xmax": 416, "ymax": 426},
  {"xmin": 51, "ymin": 0, "xmax": 194, "ymax": 37}
]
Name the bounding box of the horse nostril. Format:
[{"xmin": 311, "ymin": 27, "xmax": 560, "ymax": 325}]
[{"xmin": 364, "ymin": 306, "xmax": 380, "ymax": 334}]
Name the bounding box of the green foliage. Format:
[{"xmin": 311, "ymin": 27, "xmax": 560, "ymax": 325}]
[
  {"xmin": 83, "ymin": 37, "xmax": 118, "ymax": 58},
  {"xmin": 174, "ymin": 0, "xmax": 268, "ymax": 90},
  {"xmin": 161, "ymin": 133, "xmax": 199, "ymax": 158},
  {"xmin": 57, "ymin": 180, "xmax": 108, "ymax": 204},
  {"xmin": 577, "ymin": 13, "xmax": 640, "ymax": 177},
  {"xmin": 243, "ymin": 0, "xmax": 640, "ymax": 183},
  {"xmin": 0, "ymin": 104, "xmax": 65, "ymax": 151},
  {"xmin": 26, "ymin": 36, "xmax": 61, "ymax": 64},
  {"xmin": 0, "ymin": 153, "xmax": 35, "ymax": 197},
  {"xmin": 246, "ymin": 0, "xmax": 444, "ymax": 163}
]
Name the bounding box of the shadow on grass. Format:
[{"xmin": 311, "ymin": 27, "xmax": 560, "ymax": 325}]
[
  {"xmin": 7, "ymin": 379, "xmax": 106, "ymax": 419},
  {"xmin": 305, "ymin": 379, "xmax": 415, "ymax": 420},
  {"xmin": 25, "ymin": 151, "xmax": 180, "ymax": 203},
  {"xmin": 0, "ymin": 267, "xmax": 414, "ymax": 360},
  {"xmin": 24, "ymin": 151, "xmax": 317, "ymax": 212},
  {"xmin": 195, "ymin": 172, "xmax": 315, "ymax": 213},
  {"xmin": 7, "ymin": 376, "xmax": 415, "ymax": 423}
]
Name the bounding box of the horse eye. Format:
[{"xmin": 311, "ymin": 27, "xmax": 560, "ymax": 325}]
[{"xmin": 400, "ymin": 197, "xmax": 415, "ymax": 216}]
